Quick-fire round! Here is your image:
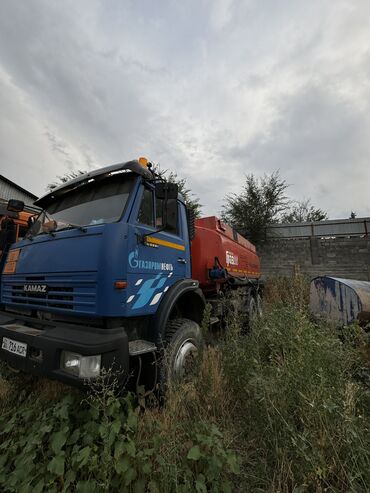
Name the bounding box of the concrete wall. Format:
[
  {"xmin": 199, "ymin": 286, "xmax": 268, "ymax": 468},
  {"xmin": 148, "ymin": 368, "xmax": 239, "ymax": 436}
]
[{"xmin": 258, "ymin": 236, "xmax": 370, "ymax": 281}]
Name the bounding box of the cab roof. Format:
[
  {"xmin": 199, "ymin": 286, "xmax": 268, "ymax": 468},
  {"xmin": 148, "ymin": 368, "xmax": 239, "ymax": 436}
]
[{"xmin": 35, "ymin": 160, "xmax": 153, "ymax": 209}]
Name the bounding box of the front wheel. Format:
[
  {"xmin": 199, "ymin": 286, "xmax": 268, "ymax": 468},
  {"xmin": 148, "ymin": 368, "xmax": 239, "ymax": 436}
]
[{"xmin": 159, "ymin": 318, "xmax": 202, "ymax": 393}]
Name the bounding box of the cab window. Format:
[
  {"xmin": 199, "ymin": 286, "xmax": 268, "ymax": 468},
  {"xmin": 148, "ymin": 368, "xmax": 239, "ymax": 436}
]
[
  {"xmin": 138, "ymin": 188, "xmax": 154, "ymax": 227},
  {"xmin": 155, "ymin": 197, "xmax": 178, "ymax": 235}
]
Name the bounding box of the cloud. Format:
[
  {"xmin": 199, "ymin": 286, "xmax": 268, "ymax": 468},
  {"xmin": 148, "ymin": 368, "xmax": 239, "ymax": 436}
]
[
  {"xmin": 227, "ymin": 82, "xmax": 370, "ymax": 217},
  {"xmin": 0, "ymin": 0, "xmax": 369, "ymax": 218}
]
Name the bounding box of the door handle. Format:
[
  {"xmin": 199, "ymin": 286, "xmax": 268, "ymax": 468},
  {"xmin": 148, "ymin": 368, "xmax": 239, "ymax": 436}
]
[{"xmin": 177, "ymin": 258, "xmax": 187, "ymax": 264}]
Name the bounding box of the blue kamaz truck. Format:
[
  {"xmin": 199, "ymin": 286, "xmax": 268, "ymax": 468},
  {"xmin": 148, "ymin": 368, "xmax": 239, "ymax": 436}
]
[{"xmin": 0, "ymin": 158, "xmax": 261, "ymax": 390}]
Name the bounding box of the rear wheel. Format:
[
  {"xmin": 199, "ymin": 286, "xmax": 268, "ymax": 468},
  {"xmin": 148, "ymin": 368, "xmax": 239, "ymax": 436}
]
[
  {"xmin": 247, "ymin": 295, "xmax": 257, "ymax": 322},
  {"xmin": 159, "ymin": 318, "xmax": 202, "ymax": 394},
  {"xmin": 247, "ymin": 292, "xmax": 263, "ymax": 323},
  {"xmin": 256, "ymin": 293, "xmax": 263, "ymax": 317}
]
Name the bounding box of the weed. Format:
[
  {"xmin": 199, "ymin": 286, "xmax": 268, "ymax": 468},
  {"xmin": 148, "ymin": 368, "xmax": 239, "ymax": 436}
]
[
  {"xmin": 264, "ymin": 274, "xmax": 310, "ymax": 312},
  {"xmin": 222, "ymin": 304, "xmax": 370, "ymax": 492},
  {"xmin": 0, "ymin": 365, "xmax": 237, "ymax": 492},
  {"xmin": 0, "ymin": 276, "xmax": 369, "ymax": 492}
]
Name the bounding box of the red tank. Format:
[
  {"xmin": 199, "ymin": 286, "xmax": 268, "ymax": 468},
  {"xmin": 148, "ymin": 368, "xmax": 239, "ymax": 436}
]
[{"xmin": 191, "ymin": 216, "xmax": 261, "ymax": 291}]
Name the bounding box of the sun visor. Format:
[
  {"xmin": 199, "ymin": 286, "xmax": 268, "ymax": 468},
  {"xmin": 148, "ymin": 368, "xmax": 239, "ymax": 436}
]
[{"xmin": 35, "ymin": 160, "xmax": 153, "ymax": 209}]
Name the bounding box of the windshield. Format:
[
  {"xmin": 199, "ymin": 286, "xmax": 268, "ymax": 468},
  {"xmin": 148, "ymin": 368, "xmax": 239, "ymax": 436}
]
[{"xmin": 30, "ymin": 173, "xmax": 136, "ymax": 236}]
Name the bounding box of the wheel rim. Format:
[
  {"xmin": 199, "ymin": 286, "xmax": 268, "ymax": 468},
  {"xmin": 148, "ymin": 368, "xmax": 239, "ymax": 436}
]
[
  {"xmin": 257, "ymin": 295, "xmax": 263, "ymax": 317},
  {"xmin": 173, "ymin": 339, "xmax": 198, "ymax": 378},
  {"xmin": 249, "ymin": 298, "xmax": 257, "ymax": 321}
]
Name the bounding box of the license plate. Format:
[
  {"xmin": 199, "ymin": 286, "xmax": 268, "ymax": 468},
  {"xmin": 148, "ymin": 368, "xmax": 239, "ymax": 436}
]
[{"xmin": 1, "ymin": 337, "xmax": 27, "ymax": 357}]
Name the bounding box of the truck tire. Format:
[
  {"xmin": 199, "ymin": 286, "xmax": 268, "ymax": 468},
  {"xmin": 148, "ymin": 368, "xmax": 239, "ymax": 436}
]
[
  {"xmin": 256, "ymin": 293, "xmax": 263, "ymax": 317},
  {"xmin": 247, "ymin": 293, "xmax": 263, "ymax": 322},
  {"xmin": 159, "ymin": 318, "xmax": 202, "ymax": 393},
  {"xmin": 247, "ymin": 295, "xmax": 257, "ymax": 321}
]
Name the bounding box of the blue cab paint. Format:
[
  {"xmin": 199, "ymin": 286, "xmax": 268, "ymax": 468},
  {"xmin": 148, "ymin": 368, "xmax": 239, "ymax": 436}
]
[
  {"xmin": 0, "ymin": 160, "xmax": 203, "ymax": 388},
  {"xmin": 1, "ymin": 173, "xmax": 191, "ymax": 318}
]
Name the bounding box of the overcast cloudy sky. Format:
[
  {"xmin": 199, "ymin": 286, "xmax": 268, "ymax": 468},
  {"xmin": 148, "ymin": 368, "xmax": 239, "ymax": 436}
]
[{"xmin": 0, "ymin": 0, "xmax": 369, "ymax": 218}]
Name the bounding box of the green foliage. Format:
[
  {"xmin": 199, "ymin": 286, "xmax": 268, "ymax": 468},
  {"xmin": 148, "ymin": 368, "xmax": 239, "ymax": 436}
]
[
  {"xmin": 222, "ymin": 302, "xmax": 370, "ymax": 492},
  {"xmin": 222, "ymin": 171, "xmax": 289, "ymax": 244},
  {"xmin": 280, "ymin": 198, "xmax": 328, "ymax": 223},
  {"xmin": 0, "ymin": 278, "xmax": 369, "ymax": 492},
  {"xmin": 46, "ymin": 165, "xmax": 203, "ymax": 218},
  {"xmin": 166, "ymin": 171, "xmax": 202, "ymax": 218},
  {"xmin": 47, "ymin": 170, "xmax": 87, "ymax": 192},
  {"xmin": 154, "ymin": 166, "xmax": 202, "ymax": 218},
  {"xmin": 263, "ymin": 274, "xmax": 310, "ymax": 312},
  {"xmin": 221, "ymin": 172, "xmax": 328, "ymax": 244},
  {"xmin": 0, "ymin": 376, "xmax": 236, "ymax": 492}
]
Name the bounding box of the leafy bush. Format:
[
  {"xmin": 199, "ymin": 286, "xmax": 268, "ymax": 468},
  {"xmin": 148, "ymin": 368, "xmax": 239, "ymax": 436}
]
[
  {"xmin": 0, "ymin": 276, "xmax": 369, "ymax": 492},
  {"xmin": 0, "ymin": 373, "xmax": 238, "ymax": 492}
]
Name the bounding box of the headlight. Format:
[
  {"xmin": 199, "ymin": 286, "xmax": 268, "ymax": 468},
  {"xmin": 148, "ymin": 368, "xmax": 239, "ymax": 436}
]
[{"xmin": 61, "ymin": 351, "xmax": 101, "ymax": 379}]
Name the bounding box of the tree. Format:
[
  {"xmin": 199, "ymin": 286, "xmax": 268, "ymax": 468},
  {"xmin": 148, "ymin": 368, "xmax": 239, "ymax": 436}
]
[
  {"xmin": 222, "ymin": 172, "xmax": 328, "ymax": 244},
  {"xmin": 221, "ymin": 171, "xmax": 290, "ymax": 244},
  {"xmin": 154, "ymin": 167, "xmax": 202, "ymax": 218},
  {"xmin": 46, "ymin": 165, "xmax": 202, "ymax": 218},
  {"xmin": 280, "ymin": 199, "xmax": 328, "ymax": 223},
  {"xmin": 47, "ymin": 170, "xmax": 86, "ymax": 191}
]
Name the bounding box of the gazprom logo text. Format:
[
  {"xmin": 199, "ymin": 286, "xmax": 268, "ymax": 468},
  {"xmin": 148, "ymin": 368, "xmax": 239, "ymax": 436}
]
[{"xmin": 129, "ymin": 249, "xmax": 173, "ymax": 271}]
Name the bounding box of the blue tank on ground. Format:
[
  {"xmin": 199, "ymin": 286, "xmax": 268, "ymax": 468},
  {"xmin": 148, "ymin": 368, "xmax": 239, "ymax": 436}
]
[{"xmin": 310, "ymin": 276, "xmax": 370, "ymax": 327}]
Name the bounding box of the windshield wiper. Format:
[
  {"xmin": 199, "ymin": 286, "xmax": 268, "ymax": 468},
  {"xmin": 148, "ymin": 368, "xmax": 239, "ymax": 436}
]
[{"xmin": 56, "ymin": 223, "xmax": 87, "ymax": 233}]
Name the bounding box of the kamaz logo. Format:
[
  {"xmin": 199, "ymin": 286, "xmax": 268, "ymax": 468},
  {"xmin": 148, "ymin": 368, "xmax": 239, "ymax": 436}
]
[{"xmin": 23, "ymin": 284, "xmax": 48, "ymax": 294}]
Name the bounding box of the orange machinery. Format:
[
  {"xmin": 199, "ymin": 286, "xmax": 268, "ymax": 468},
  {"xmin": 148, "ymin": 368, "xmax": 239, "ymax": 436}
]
[{"xmin": 0, "ymin": 202, "xmax": 38, "ymax": 255}]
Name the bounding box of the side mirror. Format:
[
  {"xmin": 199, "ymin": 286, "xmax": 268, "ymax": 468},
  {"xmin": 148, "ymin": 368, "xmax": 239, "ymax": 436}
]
[
  {"xmin": 155, "ymin": 182, "xmax": 178, "ymax": 200},
  {"xmin": 7, "ymin": 199, "xmax": 24, "ymax": 212}
]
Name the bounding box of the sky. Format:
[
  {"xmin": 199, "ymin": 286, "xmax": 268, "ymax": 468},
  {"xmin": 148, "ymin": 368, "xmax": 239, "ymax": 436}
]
[{"xmin": 0, "ymin": 0, "xmax": 370, "ymax": 218}]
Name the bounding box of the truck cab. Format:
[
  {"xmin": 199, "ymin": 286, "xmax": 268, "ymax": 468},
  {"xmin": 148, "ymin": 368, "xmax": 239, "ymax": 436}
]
[{"xmin": 0, "ymin": 159, "xmax": 205, "ymax": 390}]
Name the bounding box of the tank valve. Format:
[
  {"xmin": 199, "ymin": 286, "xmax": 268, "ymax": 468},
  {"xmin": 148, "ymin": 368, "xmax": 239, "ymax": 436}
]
[{"xmin": 209, "ymin": 268, "xmax": 227, "ymax": 280}]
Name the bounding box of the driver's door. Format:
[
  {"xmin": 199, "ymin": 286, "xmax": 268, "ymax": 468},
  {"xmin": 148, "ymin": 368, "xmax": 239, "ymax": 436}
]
[{"xmin": 126, "ymin": 185, "xmax": 186, "ymax": 316}]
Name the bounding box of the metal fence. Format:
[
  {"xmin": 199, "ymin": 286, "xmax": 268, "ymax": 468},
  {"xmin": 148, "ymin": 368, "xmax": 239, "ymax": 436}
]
[{"xmin": 266, "ymin": 217, "xmax": 370, "ymax": 239}]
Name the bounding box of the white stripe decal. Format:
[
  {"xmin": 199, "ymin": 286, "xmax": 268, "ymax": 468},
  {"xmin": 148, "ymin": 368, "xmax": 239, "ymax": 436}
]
[
  {"xmin": 127, "ymin": 295, "xmax": 135, "ymax": 303},
  {"xmin": 150, "ymin": 292, "xmax": 163, "ymax": 306},
  {"xmin": 135, "ymin": 279, "xmax": 143, "ymax": 286}
]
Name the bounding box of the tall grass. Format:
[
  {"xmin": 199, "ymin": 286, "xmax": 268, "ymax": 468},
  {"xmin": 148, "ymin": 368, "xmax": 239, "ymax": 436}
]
[
  {"xmin": 223, "ymin": 306, "xmax": 370, "ymax": 492},
  {"xmin": 263, "ymin": 274, "xmax": 310, "ymax": 312},
  {"xmin": 0, "ymin": 276, "xmax": 369, "ymax": 492}
]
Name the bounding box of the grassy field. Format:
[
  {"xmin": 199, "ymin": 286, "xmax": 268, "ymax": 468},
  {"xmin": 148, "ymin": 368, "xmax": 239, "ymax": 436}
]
[{"xmin": 0, "ymin": 276, "xmax": 369, "ymax": 492}]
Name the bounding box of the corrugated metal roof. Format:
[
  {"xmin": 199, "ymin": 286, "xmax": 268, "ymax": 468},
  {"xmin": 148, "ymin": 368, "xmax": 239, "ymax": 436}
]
[{"xmin": 0, "ymin": 175, "xmax": 37, "ymax": 206}]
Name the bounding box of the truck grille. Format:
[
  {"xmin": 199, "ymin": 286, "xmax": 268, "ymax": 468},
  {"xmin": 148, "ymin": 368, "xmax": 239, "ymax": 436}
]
[
  {"xmin": 11, "ymin": 285, "xmax": 74, "ymax": 310},
  {"xmin": 1, "ymin": 273, "xmax": 97, "ymax": 314}
]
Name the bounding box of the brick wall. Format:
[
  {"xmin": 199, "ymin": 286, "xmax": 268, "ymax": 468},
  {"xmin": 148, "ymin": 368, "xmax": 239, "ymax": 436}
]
[{"xmin": 258, "ymin": 237, "xmax": 370, "ymax": 280}]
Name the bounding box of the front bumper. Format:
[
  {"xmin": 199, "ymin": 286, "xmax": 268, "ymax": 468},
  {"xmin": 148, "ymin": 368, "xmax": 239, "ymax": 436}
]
[{"xmin": 0, "ymin": 312, "xmax": 129, "ymax": 387}]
